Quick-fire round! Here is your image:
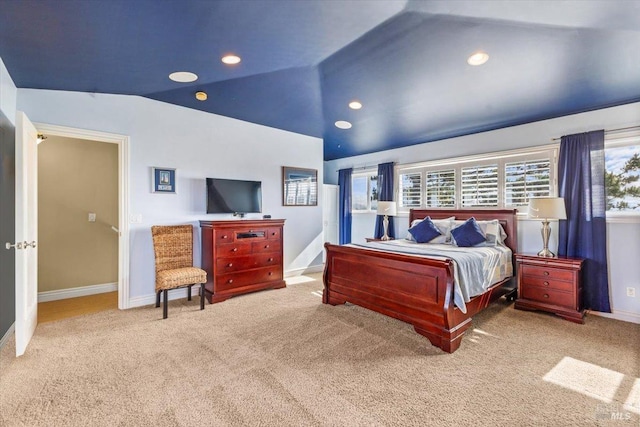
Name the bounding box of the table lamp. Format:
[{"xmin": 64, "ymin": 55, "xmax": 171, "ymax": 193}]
[
  {"xmin": 528, "ymin": 197, "xmax": 567, "ymax": 258},
  {"xmin": 377, "ymin": 201, "xmax": 397, "ymax": 241}
]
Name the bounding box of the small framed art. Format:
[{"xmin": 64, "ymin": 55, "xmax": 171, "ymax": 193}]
[
  {"xmin": 152, "ymin": 167, "xmax": 176, "ymax": 193},
  {"xmin": 282, "ymin": 166, "xmax": 318, "ymax": 206}
]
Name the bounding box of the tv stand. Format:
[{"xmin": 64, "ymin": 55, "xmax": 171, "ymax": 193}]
[{"xmin": 200, "ymin": 219, "xmax": 285, "ymax": 303}]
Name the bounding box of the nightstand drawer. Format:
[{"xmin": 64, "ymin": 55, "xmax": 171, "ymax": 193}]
[
  {"xmin": 520, "ymin": 276, "xmax": 574, "ymax": 292},
  {"xmin": 521, "ymin": 265, "xmax": 574, "ymax": 281},
  {"xmin": 521, "ymin": 286, "xmax": 574, "ymax": 308}
]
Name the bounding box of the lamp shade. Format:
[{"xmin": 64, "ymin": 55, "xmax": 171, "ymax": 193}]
[
  {"xmin": 528, "ymin": 197, "xmax": 567, "ymax": 220},
  {"xmin": 377, "ymin": 201, "xmax": 397, "ymax": 216}
]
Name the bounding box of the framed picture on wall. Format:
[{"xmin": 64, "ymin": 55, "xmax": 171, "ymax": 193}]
[
  {"xmin": 282, "ymin": 166, "xmax": 318, "ymax": 206},
  {"xmin": 152, "ymin": 167, "xmax": 176, "ymax": 193}
]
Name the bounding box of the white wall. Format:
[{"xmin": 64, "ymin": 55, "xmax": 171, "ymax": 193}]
[
  {"xmin": 0, "ymin": 57, "xmax": 16, "ymax": 125},
  {"xmin": 18, "ymin": 89, "xmax": 324, "ymax": 304},
  {"xmin": 324, "ymin": 102, "xmax": 640, "ymax": 322}
]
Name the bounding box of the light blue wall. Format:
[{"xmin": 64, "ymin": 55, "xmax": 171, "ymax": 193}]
[
  {"xmin": 324, "ymin": 102, "xmax": 640, "ymax": 321},
  {"xmin": 17, "ymin": 88, "xmax": 324, "ymax": 304}
]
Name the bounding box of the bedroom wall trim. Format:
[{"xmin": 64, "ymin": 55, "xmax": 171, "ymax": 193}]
[
  {"xmin": 37, "ymin": 282, "xmax": 118, "ymax": 303},
  {"xmin": 0, "ymin": 323, "xmax": 15, "ymax": 352},
  {"xmin": 285, "ymin": 264, "xmax": 324, "ymax": 277},
  {"xmin": 589, "ymin": 310, "xmax": 640, "ymax": 325}
]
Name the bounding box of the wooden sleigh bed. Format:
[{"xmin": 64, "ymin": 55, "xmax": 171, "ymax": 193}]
[{"xmin": 322, "ymin": 209, "xmax": 518, "ymax": 353}]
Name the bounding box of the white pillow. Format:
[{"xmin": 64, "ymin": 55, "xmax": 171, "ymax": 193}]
[{"xmin": 406, "ymin": 216, "xmax": 455, "ymax": 244}]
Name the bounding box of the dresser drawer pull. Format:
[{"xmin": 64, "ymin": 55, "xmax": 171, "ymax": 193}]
[
  {"xmin": 543, "ymin": 294, "xmax": 549, "ymax": 299},
  {"xmin": 227, "ymin": 263, "xmax": 233, "ymax": 267},
  {"xmin": 228, "ymin": 279, "xmax": 234, "ymax": 284},
  {"xmin": 232, "ymin": 248, "xmax": 238, "ymax": 252},
  {"xmin": 268, "ymin": 272, "xmax": 273, "ymax": 276},
  {"xmin": 543, "ymin": 281, "xmax": 549, "ymax": 286},
  {"xmin": 543, "ymin": 271, "xmax": 549, "ymax": 276},
  {"xmin": 222, "ymin": 235, "xmax": 228, "ymax": 239},
  {"xmin": 271, "ymin": 232, "xmax": 276, "ymax": 236},
  {"xmin": 264, "ymin": 244, "xmax": 269, "ymax": 249},
  {"xmin": 268, "ymin": 258, "xmax": 273, "ymax": 262}
]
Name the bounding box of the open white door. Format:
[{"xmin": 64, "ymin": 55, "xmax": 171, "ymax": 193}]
[{"xmin": 15, "ymin": 111, "xmax": 38, "ymax": 356}]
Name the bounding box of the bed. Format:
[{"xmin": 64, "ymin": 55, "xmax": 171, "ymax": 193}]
[{"xmin": 322, "ymin": 209, "xmax": 518, "ymax": 353}]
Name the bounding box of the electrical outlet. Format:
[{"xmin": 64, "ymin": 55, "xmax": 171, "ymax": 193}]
[
  {"xmin": 627, "ymin": 287, "xmax": 636, "ymax": 298},
  {"xmin": 88, "ymin": 212, "xmax": 96, "ymax": 222}
]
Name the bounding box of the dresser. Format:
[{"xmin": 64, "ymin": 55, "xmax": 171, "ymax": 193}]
[
  {"xmin": 514, "ymin": 254, "xmax": 584, "ymax": 323},
  {"xmin": 200, "ymin": 219, "xmax": 285, "ymax": 303}
]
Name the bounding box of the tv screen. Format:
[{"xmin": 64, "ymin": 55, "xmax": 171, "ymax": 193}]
[{"xmin": 206, "ymin": 178, "xmax": 262, "ymax": 214}]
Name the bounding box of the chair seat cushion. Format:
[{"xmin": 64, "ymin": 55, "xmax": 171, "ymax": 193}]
[{"xmin": 156, "ymin": 267, "xmax": 207, "ymax": 291}]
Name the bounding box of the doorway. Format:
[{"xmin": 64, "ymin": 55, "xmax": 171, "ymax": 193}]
[{"xmin": 34, "ymin": 124, "xmax": 130, "ymax": 312}]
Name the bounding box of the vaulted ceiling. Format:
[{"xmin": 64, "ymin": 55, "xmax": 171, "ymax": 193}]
[{"xmin": 1, "ymin": 0, "xmax": 639, "ymax": 160}]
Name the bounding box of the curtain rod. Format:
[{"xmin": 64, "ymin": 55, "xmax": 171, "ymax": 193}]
[{"xmin": 551, "ymin": 125, "xmax": 640, "ymax": 142}]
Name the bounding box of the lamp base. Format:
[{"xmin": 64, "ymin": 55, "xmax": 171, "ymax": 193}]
[
  {"xmin": 381, "ymin": 215, "xmax": 390, "ymax": 240},
  {"xmin": 537, "ymin": 248, "xmax": 556, "ymax": 258}
]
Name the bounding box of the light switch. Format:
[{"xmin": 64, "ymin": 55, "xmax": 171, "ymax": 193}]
[{"xmin": 88, "ymin": 212, "xmax": 97, "ymax": 222}]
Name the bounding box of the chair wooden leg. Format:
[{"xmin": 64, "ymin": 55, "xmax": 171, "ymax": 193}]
[
  {"xmin": 188, "ymin": 285, "xmax": 192, "ymax": 301},
  {"xmin": 163, "ymin": 289, "xmax": 168, "ymax": 319},
  {"xmin": 200, "ymin": 283, "xmax": 205, "ymax": 310},
  {"xmin": 156, "ymin": 290, "xmax": 161, "ymax": 308}
]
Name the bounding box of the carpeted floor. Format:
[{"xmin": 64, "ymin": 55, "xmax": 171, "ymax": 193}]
[{"xmin": 0, "ymin": 273, "xmax": 638, "ymax": 426}]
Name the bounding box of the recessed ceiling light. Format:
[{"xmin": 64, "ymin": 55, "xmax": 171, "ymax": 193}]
[
  {"xmin": 467, "ymin": 52, "xmax": 489, "ymax": 66},
  {"xmin": 195, "ymin": 91, "xmax": 208, "ymax": 101},
  {"xmin": 221, "ymin": 55, "xmax": 241, "ymax": 65},
  {"xmin": 349, "ymin": 101, "xmax": 362, "ymax": 110},
  {"xmin": 335, "ymin": 120, "xmax": 352, "ymax": 129},
  {"xmin": 169, "ymin": 71, "xmax": 198, "ymax": 82}
]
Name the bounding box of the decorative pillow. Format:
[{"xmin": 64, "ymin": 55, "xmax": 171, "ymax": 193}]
[
  {"xmin": 408, "ymin": 217, "xmax": 442, "ymax": 243},
  {"xmin": 451, "ymin": 219, "xmax": 507, "ymax": 246},
  {"xmin": 451, "ymin": 217, "xmax": 486, "ymax": 247},
  {"xmin": 406, "ymin": 216, "xmax": 454, "ymax": 244}
]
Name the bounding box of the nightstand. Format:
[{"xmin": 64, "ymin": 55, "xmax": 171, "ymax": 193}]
[
  {"xmin": 365, "ymin": 237, "xmax": 394, "ymax": 242},
  {"xmin": 514, "ymin": 254, "xmax": 585, "ymax": 324}
]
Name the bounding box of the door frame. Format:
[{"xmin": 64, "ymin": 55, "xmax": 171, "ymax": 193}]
[{"xmin": 35, "ymin": 123, "xmax": 130, "ymax": 309}]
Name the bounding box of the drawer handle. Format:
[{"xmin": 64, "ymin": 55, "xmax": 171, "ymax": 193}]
[
  {"xmin": 543, "ymin": 294, "xmax": 549, "ymax": 299},
  {"xmin": 232, "ymin": 248, "xmax": 238, "ymax": 252},
  {"xmin": 264, "ymin": 245, "xmax": 269, "ymax": 249},
  {"xmin": 543, "ymin": 281, "xmax": 549, "ymax": 286},
  {"xmin": 268, "ymin": 272, "xmax": 273, "ymax": 276},
  {"xmin": 228, "ymin": 279, "xmax": 234, "ymax": 284},
  {"xmin": 222, "ymin": 235, "xmax": 228, "ymax": 239},
  {"xmin": 271, "ymin": 232, "xmax": 276, "ymax": 236},
  {"xmin": 543, "ymin": 271, "xmax": 549, "ymax": 276},
  {"xmin": 227, "ymin": 263, "xmax": 233, "ymax": 267},
  {"xmin": 268, "ymin": 258, "xmax": 273, "ymax": 262}
]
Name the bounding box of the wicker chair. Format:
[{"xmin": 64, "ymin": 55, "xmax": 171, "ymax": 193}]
[{"xmin": 151, "ymin": 225, "xmax": 207, "ymax": 319}]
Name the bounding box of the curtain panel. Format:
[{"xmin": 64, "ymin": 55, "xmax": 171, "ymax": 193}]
[
  {"xmin": 338, "ymin": 168, "xmax": 352, "ymax": 245},
  {"xmin": 558, "ymin": 130, "xmax": 611, "ymax": 313},
  {"xmin": 374, "ymin": 162, "xmax": 396, "ymax": 239}
]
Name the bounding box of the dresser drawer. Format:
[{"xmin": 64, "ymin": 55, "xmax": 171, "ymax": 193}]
[
  {"xmin": 520, "ymin": 276, "xmax": 574, "ymax": 293},
  {"xmin": 216, "ymin": 267, "xmax": 283, "ymax": 291},
  {"xmin": 520, "ymin": 264, "xmax": 575, "ymax": 282},
  {"xmin": 214, "ymin": 230, "xmax": 236, "ymax": 244},
  {"xmin": 216, "ymin": 254, "xmax": 282, "ymax": 272},
  {"xmin": 252, "ymin": 240, "xmax": 281, "ymax": 253},
  {"xmin": 521, "ymin": 286, "xmax": 574, "ymax": 308},
  {"xmin": 266, "ymin": 227, "xmax": 281, "ymax": 240},
  {"xmin": 216, "ymin": 243, "xmax": 252, "ymax": 257}
]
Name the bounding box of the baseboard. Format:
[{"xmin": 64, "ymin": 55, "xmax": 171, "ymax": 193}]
[
  {"xmin": 0, "ymin": 323, "xmax": 15, "ymax": 351},
  {"xmin": 284, "ymin": 264, "xmax": 324, "ymax": 277},
  {"xmin": 38, "ymin": 282, "xmax": 118, "ymax": 303},
  {"xmin": 589, "ymin": 309, "xmax": 640, "ymax": 324}
]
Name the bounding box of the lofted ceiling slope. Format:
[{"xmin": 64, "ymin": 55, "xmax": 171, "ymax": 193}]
[{"xmin": 0, "ymin": 0, "xmax": 639, "ymax": 160}]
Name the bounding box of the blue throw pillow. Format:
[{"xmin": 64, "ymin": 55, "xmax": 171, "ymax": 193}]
[
  {"xmin": 408, "ymin": 217, "xmax": 442, "ymax": 243},
  {"xmin": 451, "ymin": 217, "xmax": 486, "ymax": 247}
]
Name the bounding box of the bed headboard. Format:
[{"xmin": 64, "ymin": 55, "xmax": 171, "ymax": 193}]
[{"xmin": 408, "ymin": 209, "xmax": 518, "ymax": 256}]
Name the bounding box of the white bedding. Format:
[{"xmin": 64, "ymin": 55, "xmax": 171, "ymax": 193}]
[{"xmin": 350, "ymin": 240, "xmax": 513, "ymax": 314}]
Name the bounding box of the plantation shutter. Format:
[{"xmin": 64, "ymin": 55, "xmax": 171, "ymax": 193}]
[
  {"xmin": 425, "ymin": 169, "xmax": 455, "ymax": 207},
  {"xmin": 461, "ymin": 164, "xmax": 498, "ymax": 207},
  {"xmin": 504, "ymin": 159, "xmax": 551, "ymax": 206},
  {"xmin": 399, "ymin": 172, "xmax": 422, "ymax": 207}
]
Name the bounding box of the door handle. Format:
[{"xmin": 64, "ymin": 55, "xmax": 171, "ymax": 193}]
[
  {"xmin": 23, "ymin": 241, "xmax": 37, "ymax": 248},
  {"xmin": 5, "ymin": 242, "xmax": 24, "ymax": 250}
]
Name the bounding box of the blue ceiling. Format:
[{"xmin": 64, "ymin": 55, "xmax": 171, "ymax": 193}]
[{"xmin": 1, "ymin": 0, "xmax": 639, "ymax": 160}]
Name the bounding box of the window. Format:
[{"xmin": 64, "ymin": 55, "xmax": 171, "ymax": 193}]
[
  {"xmin": 352, "ymin": 172, "xmax": 378, "ymax": 212},
  {"xmin": 396, "ymin": 146, "xmax": 556, "ymax": 212},
  {"xmin": 605, "ymin": 132, "xmax": 640, "ymax": 214}
]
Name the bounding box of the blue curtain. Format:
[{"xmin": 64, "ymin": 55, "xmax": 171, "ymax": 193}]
[
  {"xmin": 374, "ymin": 162, "xmax": 396, "ymax": 239},
  {"xmin": 558, "ymin": 130, "xmax": 611, "ymax": 313},
  {"xmin": 338, "ymin": 168, "xmax": 352, "ymax": 244}
]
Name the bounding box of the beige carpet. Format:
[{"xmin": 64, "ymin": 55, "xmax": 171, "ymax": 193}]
[{"xmin": 1, "ymin": 273, "xmax": 638, "ymax": 427}]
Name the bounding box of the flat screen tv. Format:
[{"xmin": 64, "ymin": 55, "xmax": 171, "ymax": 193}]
[{"xmin": 206, "ymin": 178, "xmax": 262, "ymax": 215}]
